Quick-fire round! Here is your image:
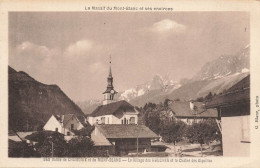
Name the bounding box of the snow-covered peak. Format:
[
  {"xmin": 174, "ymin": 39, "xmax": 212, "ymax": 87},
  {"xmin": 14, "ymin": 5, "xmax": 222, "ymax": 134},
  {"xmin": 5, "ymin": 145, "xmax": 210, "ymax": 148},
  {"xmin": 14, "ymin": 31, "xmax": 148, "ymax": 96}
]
[
  {"xmin": 194, "ymin": 44, "xmax": 250, "ymax": 81},
  {"xmin": 118, "ymin": 74, "xmax": 180, "ymax": 102}
]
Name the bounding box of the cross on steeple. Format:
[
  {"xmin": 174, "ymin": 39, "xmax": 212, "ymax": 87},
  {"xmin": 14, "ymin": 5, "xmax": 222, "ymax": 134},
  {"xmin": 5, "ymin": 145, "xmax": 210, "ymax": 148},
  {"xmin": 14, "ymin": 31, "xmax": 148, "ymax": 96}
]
[{"xmin": 109, "ymin": 55, "xmax": 112, "ymax": 77}]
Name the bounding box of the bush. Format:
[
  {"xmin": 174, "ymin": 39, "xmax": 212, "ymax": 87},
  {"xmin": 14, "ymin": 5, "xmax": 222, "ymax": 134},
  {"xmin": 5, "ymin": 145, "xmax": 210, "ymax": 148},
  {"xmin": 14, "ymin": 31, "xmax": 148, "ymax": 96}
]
[
  {"xmin": 67, "ymin": 136, "xmax": 95, "ymax": 157},
  {"xmin": 8, "ymin": 140, "xmax": 40, "ymax": 157}
]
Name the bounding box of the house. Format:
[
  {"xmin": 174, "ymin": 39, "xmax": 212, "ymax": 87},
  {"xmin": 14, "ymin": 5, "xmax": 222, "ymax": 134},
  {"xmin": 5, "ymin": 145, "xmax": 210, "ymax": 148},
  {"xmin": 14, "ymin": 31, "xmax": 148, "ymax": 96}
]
[
  {"xmin": 163, "ymin": 101, "xmax": 218, "ymax": 125},
  {"xmin": 87, "ymin": 58, "xmax": 139, "ymax": 125},
  {"xmin": 91, "ymin": 124, "xmax": 158, "ymax": 156},
  {"xmin": 43, "ymin": 114, "xmax": 88, "ymax": 136},
  {"xmin": 88, "ymin": 100, "xmax": 139, "ymax": 125},
  {"xmin": 206, "ymin": 75, "xmax": 250, "ymax": 156}
]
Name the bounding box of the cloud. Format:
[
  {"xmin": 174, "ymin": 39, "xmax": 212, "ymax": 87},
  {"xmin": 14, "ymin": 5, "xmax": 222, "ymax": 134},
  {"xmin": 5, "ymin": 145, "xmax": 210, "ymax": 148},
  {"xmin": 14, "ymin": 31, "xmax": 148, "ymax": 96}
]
[
  {"xmin": 9, "ymin": 41, "xmax": 63, "ymax": 79},
  {"xmin": 149, "ymin": 19, "xmax": 186, "ymax": 34},
  {"xmin": 88, "ymin": 62, "xmax": 106, "ymax": 74},
  {"xmin": 64, "ymin": 39, "xmax": 93, "ymax": 58},
  {"xmin": 16, "ymin": 41, "xmax": 58, "ymax": 60},
  {"xmin": 13, "ymin": 41, "xmax": 61, "ymax": 65}
]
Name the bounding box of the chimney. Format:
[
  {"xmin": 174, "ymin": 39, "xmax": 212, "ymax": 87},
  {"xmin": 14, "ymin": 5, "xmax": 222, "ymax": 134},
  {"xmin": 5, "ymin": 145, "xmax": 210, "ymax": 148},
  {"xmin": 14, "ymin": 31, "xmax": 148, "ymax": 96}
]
[
  {"xmin": 190, "ymin": 100, "xmax": 194, "ymax": 111},
  {"xmin": 60, "ymin": 115, "xmax": 64, "ymax": 126}
]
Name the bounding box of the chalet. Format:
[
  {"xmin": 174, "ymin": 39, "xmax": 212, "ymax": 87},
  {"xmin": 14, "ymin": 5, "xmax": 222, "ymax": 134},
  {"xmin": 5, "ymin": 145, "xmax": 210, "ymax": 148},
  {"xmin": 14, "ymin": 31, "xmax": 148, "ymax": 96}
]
[
  {"xmin": 206, "ymin": 75, "xmax": 250, "ymax": 156},
  {"xmin": 163, "ymin": 101, "xmax": 218, "ymax": 125},
  {"xmin": 43, "ymin": 114, "xmax": 88, "ymax": 136},
  {"xmin": 91, "ymin": 124, "xmax": 158, "ymax": 156}
]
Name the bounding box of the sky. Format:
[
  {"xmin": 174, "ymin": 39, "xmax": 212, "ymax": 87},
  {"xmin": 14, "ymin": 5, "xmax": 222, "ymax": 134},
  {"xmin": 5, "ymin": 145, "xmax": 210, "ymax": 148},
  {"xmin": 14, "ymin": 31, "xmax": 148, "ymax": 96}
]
[{"xmin": 9, "ymin": 12, "xmax": 249, "ymax": 101}]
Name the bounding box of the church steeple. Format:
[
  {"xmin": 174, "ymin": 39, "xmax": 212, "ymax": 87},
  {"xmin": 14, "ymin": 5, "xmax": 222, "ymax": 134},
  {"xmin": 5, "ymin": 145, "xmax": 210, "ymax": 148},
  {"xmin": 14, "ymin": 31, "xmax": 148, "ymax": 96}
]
[
  {"xmin": 103, "ymin": 56, "xmax": 117, "ymax": 105},
  {"xmin": 109, "ymin": 56, "xmax": 112, "ymax": 77}
]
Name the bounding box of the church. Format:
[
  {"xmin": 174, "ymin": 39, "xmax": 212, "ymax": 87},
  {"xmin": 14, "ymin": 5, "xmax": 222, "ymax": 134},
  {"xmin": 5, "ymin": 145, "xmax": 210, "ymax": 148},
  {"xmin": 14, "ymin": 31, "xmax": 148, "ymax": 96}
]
[
  {"xmin": 88, "ymin": 58, "xmax": 158, "ymax": 156},
  {"xmin": 87, "ymin": 59, "xmax": 139, "ymax": 125}
]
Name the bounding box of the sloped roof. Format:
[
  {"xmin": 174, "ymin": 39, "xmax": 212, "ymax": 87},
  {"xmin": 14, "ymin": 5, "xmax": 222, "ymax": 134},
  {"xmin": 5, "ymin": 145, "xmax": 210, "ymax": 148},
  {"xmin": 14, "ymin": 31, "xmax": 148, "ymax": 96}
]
[
  {"xmin": 206, "ymin": 75, "xmax": 250, "ymax": 108},
  {"xmin": 16, "ymin": 132, "xmax": 35, "ymax": 140},
  {"xmin": 91, "ymin": 132, "xmax": 112, "ymax": 146},
  {"xmin": 63, "ymin": 114, "xmax": 74, "ymax": 124},
  {"xmin": 96, "ymin": 124, "xmax": 158, "ymax": 139},
  {"xmin": 168, "ymin": 101, "xmax": 218, "ymax": 118},
  {"xmin": 54, "ymin": 114, "xmax": 88, "ymax": 127},
  {"xmin": 89, "ymin": 100, "xmax": 136, "ymax": 118},
  {"xmin": 77, "ymin": 115, "xmax": 89, "ymax": 127},
  {"xmin": 8, "ymin": 135, "xmax": 22, "ymax": 142}
]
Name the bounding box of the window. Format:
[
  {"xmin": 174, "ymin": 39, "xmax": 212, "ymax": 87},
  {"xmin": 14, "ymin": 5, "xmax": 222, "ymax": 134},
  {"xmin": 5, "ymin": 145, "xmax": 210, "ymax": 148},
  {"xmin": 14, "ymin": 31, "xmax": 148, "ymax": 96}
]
[
  {"xmin": 96, "ymin": 119, "xmax": 99, "ymax": 125},
  {"xmin": 121, "ymin": 120, "xmax": 123, "ymax": 124},
  {"xmin": 55, "ymin": 128, "xmax": 58, "ymax": 132},
  {"xmin": 101, "ymin": 117, "xmax": 105, "ymax": 124},
  {"xmin": 107, "ymin": 118, "xmax": 109, "ymax": 124},
  {"xmin": 67, "ymin": 132, "xmax": 70, "ymax": 136},
  {"xmin": 124, "ymin": 118, "xmax": 126, "ymax": 124},
  {"xmin": 126, "ymin": 120, "xmax": 128, "ymax": 124},
  {"xmin": 130, "ymin": 117, "xmax": 135, "ymax": 124},
  {"xmin": 71, "ymin": 124, "xmax": 74, "ymax": 130}
]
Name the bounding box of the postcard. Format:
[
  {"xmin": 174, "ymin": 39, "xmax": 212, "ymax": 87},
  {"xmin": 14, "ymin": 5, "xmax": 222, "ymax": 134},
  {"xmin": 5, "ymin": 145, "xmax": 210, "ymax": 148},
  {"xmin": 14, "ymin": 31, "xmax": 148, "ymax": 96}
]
[{"xmin": 0, "ymin": 0, "xmax": 260, "ymax": 167}]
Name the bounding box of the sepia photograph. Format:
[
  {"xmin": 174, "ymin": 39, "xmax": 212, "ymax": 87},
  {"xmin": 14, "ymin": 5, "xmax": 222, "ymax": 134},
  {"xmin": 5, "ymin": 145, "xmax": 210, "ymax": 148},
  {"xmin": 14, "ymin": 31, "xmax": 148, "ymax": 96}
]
[
  {"xmin": 7, "ymin": 11, "xmax": 250, "ymax": 158},
  {"xmin": 1, "ymin": 1, "xmax": 260, "ymax": 167}
]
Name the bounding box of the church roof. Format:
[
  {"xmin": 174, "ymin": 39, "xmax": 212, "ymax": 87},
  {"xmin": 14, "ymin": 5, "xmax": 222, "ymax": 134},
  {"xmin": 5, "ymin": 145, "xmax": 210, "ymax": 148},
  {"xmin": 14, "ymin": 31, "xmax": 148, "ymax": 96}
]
[
  {"xmin": 89, "ymin": 100, "xmax": 136, "ymax": 118},
  {"xmin": 96, "ymin": 124, "xmax": 158, "ymax": 139},
  {"xmin": 103, "ymin": 88, "xmax": 118, "ymax": 94}
]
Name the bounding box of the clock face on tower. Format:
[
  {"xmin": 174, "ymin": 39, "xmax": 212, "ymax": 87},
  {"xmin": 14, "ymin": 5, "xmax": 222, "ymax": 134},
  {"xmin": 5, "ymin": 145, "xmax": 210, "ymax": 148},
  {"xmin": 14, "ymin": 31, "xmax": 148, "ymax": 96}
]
[{"xmin": 110, "ymin": 90, "xmax": 115, "ymax": 94}]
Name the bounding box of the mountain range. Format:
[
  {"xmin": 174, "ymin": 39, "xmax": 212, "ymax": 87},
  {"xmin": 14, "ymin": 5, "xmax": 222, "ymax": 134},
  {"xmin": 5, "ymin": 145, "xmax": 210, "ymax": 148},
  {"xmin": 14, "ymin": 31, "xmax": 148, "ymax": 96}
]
[
  {"xmin": 78, "ymin": 44, "xmax": 250, "ymax": 113},
  {"xmin": 8, "ymin": 44, "xmax": 250, "ymax": 128}
]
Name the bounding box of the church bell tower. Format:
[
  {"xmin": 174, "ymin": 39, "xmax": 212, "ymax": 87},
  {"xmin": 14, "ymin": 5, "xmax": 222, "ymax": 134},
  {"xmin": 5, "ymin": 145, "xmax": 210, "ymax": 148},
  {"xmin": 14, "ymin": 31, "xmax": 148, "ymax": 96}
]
[{"xmin": 103, "ymin": 56, "xmax": 117, "ymax": 105}]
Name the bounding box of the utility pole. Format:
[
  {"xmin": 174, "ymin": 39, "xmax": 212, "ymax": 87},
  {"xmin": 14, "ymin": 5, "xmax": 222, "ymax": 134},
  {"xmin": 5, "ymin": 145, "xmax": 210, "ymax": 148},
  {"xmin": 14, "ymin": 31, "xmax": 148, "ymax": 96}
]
[
  {"xmin": 49, "ymin": 136, "xmax": 54, "ymax": 157},
  {"xmin": 51, "ymin": 141, "xmax": 54, "ymax": 157},
  {"xmin": 26, "ymin": 119, "xmax": 29, "ymax": 131},
  {"xmin": 137, "ymin": 137, "xmax": 139, "ymax": 157}
]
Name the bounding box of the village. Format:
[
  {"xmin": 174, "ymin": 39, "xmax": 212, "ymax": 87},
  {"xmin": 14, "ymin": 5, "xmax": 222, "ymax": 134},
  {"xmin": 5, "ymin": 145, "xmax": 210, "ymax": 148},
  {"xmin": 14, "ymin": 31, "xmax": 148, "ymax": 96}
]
[{"xmin": 8, "ymin": 58, "xmax": 250, "ymax": 158}]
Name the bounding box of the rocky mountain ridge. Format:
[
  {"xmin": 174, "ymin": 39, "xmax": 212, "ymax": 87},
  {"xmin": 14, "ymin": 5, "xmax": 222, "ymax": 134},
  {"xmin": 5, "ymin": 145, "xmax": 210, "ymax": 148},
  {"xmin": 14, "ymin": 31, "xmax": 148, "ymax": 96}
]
[{"xmin": 78, "ymin": 45, "xmax": 250, "ymax": 113}]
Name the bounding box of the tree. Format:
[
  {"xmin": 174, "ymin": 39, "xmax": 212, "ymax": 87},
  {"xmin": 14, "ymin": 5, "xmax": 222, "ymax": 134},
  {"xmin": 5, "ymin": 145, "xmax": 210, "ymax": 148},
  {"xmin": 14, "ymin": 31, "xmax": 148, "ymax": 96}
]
[
  {"xmin": 8, "ymin": 140, "xmax": 40, "ymax": 157},
  {"xmin": 160, "ymin": 120, "xmax": 187, "ymax": 155},
  {"xmin": 73, "ymin": 126, "xmax": 94, "ymax": 137},
  {"xmin": 205, "ymin": 92, "xmax": 213, "ymax": 100},
  {"xmin": 186, "ymin": 119, "xmax": 221, "ymax": 156},
  {"xmin": 146, "ymin": 110, "xmax": 161, "ymax": 134},
  {"xmin": 25, "ymin": 131, "xmax": 67, "ymax": 157},
  {"xmin": 196, "ymin": 97, "xmax": 204, "ymax": 102},
  {"xmin": 67, "ymin": 136, "xmax": 95, "ymax": 157}
]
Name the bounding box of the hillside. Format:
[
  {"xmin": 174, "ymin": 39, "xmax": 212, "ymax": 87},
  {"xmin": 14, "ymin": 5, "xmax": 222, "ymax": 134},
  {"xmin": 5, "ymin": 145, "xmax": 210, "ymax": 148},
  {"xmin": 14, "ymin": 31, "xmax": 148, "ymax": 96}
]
[{"xmin": 8, "ymin": 66, "xmax": 85, "ymax": 131}]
